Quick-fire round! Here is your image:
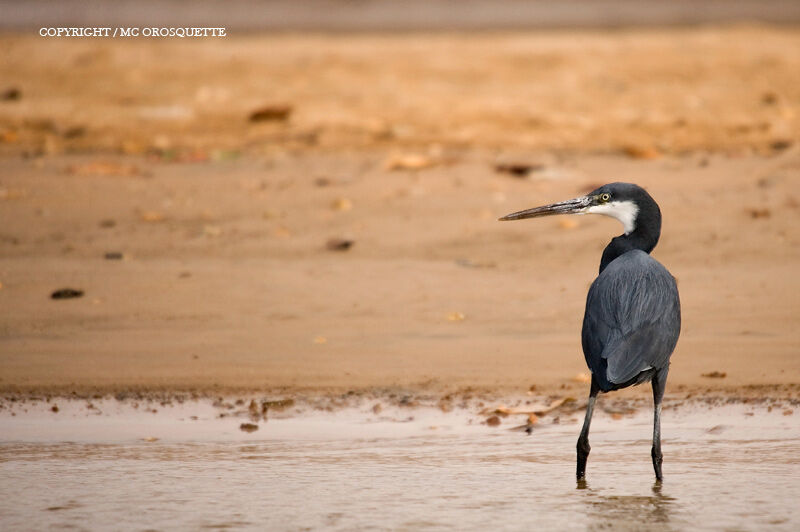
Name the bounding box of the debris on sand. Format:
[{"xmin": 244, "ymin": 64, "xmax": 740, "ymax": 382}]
[
  {"xmin": 485, "ymin": 415, "xmax": 501, "ymax": 427},
  {"xmin": 248, "ymin": 400, "xmax": 262, "ymax": 421},
  {"xmin": 240, "ymin": 423, "xmax": 259, "ymax": 433},
  {"xmin": 446, "ymin": 311, "xmax": 466, "ymax": 322},
  {"xmin": 142, "ymin": 436, "xmax": 159, "ymax": 442},
  {"xmin": 326, "ymin": 238, "xmax": 354, "ymax": 251},
  {"xmin": 51, "ymin": 288, "xmax": 83, "ymax": 299},
  {"xmin": 372, "ymin": 403, "xmax": 382, "ymax": 415},
  {"xmin": 248, "ymin": 104, "xmax": 292, "ymax": 122},
  {"xmin": 493, "ymin": 163, "xmax": 543, "ymax": 178},
  {"xmin": 262, "ymin": 398, "xmax": 295, "ymax": 412},
  {"xmin": 398, "ymin": 395, "xmax": 418, "ymax": 408},
  {"xmin": 480, "ymin": 405, "xmax": 512, "ymax": 417},
  {"xmin": 746, "ymin": 208, "xmax": 771, "ymax": 219},
  {"xmin": 51, "ymin": 405, "xmax": 59, "ymax": 413},
  {"xmin": 516, "ymin": 413, "xmax": 541, "ymax": 434},
  {"xmin": 761, "ymin": 91, "xmax": 779, "ymax": 105},
  {"xmin": 701, "ymin": 371, "xmax": 727, "ymax": 379},
  {"xmin": 622, "ymin": 144, "xmax": 661, "ymax": 160},
  {"xmin": 534, "ymin": 397, "xmax": 577, "ymax": 416},
  {"xmin": 770, "ymin": 140, "xmax": 792, "ymax": 152},
  {"xmin": 331, "ymin": 198, "xmax": 353, "ymax": 212},
  {"xmin": 1, "ymin": 87, "xmax": 21, "ymax": 101},
  {"xmin": 62, "ymin": 126, "xmax": 86, "ymax": 139},
  {"xmin": 139, "ymin": 210, "xmax": 165, "ymax": 223},
  {"xmin": 384, "ymin": 153, "xmax": 436, "ymax": 171},
  {"xmin": 104, "ymin": 251, "xmax": 125, "ymax": 260}
]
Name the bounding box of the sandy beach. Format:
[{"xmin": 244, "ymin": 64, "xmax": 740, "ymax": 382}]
[
  {"xmin": 2, "ymin": 18, "xmax": 800, "ymax": 532},
  {"xmin": 0, "ymin": 27, "xmax": 799, "ymax": 402}
]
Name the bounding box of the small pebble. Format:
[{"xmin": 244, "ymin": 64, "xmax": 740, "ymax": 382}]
[{"xmin": 51, "ymin": 288, "xmax": 83, "ymax": 299}]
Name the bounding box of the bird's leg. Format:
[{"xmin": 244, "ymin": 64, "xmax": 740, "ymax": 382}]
[
  {"xmin": 576, "ymin": 377, "xmax": 600, "ymax": 480},
  {"xmin": 651, "ymin": 366, "xmax": 669, "ymax": 482}
]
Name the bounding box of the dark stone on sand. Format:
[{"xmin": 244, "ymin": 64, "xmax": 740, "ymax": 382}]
[
  {"xmin": 248, "ymin": 104, "xmax": 292, "ymax": 122},
  {"xmin": 761, "ymin": 92, "xmax": 778, "ymax": 105},
  {"xmin": 51, "ymin": 288, "xmax": 83, "ymax": 299},
  {"xmin": 104, "ymin": 251, "xmax": 124, "ymax": 260},
  {"xmin": 62, "ymin": 126, "xmax": 86, "ymax": 139},
  {"xmin": 240, "ymin": 422, "xmax": 259, "ymax": 433},
  {"xmin": 494, "ymin": 163, "xmax": 543, "ymax": 178},
  {"xmin": 771, "ymin": 140, "xmax": 792, "ymax": 151},
  {"xmin": 1, "ymin": 87, "xmax": 21, "ymax": 101},
  {"xmin": 326, "ymin": 238, "xmax": 354, "ymax": 251}
]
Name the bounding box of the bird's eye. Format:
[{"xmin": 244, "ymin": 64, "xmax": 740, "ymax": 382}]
[{"xmin": 600, "ymin": 193, "xmax": 611, "ymax": 202}]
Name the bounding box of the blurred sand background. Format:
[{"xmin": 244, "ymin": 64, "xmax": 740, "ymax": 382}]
[{"xmin": 0, "ymin": 3, "xmax": 799, "ymax": 399}]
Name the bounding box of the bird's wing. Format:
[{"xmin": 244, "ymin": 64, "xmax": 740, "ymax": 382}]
[{"xmin": 582, "ymin": 251, "xmax": 681, "ymax": 389}]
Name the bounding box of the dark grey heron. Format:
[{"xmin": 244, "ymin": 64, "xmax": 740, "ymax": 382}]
[{"xmin": 499, "ymin": 182, "xmax": 680, "ymax": 482}]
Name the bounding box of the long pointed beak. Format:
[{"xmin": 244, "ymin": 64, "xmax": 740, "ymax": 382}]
[{"xmin": 499, "ymin": 196, "xmax": 591, "ymax": 221}]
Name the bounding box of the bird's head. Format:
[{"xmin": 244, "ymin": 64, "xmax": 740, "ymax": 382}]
[{"xmin": 499, "ymin": 182, "xmax": 657, "ymax": 236}]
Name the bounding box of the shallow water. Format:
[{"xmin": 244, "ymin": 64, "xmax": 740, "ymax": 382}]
[{"xmin": 1, "ymin": 402, "xmax": 798, "ymax": 531}]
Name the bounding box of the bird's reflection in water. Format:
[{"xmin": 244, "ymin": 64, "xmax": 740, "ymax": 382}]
[{"xmin": 578, "ymin": 481, "xmax": 678, "ymax": 531}]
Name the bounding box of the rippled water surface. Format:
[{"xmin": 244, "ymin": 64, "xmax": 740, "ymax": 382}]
[{"xmin": 1, "ymin": 403, "xmax": 798, "ymax": 531}]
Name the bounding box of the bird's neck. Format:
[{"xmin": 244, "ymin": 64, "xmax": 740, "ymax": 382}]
[{"xmin": 599, "ymin": 208, "xmax": 661, "ymax": 274}]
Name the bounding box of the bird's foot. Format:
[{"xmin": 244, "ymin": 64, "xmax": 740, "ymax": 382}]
[
  {"xmin": 576, "ymin": 442, "xmax": 590, "ymax": 480},
  {"xmin": 651, "ymin": 446, "xmax": 663, "ymax": 481}
]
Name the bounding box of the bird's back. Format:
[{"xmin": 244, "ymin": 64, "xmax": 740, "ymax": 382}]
[{"xmin": 581, "ymin": 250, "xmax": 680, "ymax": 392}]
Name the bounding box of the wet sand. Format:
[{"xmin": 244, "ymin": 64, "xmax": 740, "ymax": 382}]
[{"xmin": 1, "ymin": 397, "xmax": 799, "ymax": 530}]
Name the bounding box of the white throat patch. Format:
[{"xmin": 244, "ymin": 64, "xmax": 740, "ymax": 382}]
[{"xmin": 585, "ymin": 200, "xmax": 639, "ymax": 234}]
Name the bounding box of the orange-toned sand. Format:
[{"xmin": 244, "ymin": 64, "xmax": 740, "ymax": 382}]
[{"xmin": 0, "ymin": 27, "xmax": 798, "ymax": 398}]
